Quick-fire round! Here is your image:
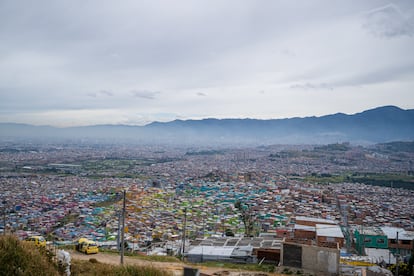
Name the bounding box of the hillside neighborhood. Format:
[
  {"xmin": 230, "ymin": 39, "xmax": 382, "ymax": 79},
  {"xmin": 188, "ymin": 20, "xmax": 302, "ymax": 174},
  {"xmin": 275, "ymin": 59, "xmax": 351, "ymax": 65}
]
[{"xmin": 1, "ymin": 141, "xmax": 413, "ymax": 275}]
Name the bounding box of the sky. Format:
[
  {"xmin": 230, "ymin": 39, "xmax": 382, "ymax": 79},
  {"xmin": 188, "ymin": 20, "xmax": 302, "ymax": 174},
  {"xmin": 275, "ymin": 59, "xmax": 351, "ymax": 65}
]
[{"xmin": 1, "ymin": 0, "xmax": 414, "ymax": 127}]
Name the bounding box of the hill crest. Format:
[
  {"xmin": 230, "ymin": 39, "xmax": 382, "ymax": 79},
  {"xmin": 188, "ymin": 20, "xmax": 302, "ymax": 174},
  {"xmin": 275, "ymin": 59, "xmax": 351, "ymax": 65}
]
[{"xmin": 1, "ymin": 106, "xmax": 413, "ymax": 145}]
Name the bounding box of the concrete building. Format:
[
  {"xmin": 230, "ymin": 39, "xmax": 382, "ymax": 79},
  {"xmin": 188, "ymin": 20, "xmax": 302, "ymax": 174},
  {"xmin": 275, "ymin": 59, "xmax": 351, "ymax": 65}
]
[
  {"xmin": 364, "ymin": 248, "xmax": 396, "ymax": 265},
  {"xmin": 354, "ymin": 227, "xmax": 388, "ymax": 255},
  {"xmin": 316, "ymin": 224, "xmax": 345, "ymax": 248},
  {"xmin": 187, "ymin": 236, "xmax": 282, "ymax": 264},
  {"xmin": 292, "ymin": 216, "xmax": 345, "ymax": 250},
  {"xmin": 380, "ymin": 226, "xmax": 414, "ymax": 257},
  {"xmin": 281, "ymin": 240, "xmax": 340, "ymax": 275},
  {"xmin": 294, "ymin": 224, "xmax": 315, "ymax": 239},
  {"xmin": 186, "ymin": 246, "xmax": 255, "ymax": 263}
]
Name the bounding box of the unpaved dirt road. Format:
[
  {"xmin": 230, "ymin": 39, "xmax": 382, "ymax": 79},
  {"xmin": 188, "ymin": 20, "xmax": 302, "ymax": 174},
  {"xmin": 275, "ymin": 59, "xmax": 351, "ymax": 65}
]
[{"xmin": 69, "ymin": 250, "xmax": 276, "ymax": 276}]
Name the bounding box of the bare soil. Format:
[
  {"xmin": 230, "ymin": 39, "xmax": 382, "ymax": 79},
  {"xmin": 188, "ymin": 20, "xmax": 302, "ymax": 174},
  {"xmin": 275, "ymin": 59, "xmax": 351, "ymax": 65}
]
[{"xmin": 69, "ymin": 250, "xmax": 279, "ymax": 276}]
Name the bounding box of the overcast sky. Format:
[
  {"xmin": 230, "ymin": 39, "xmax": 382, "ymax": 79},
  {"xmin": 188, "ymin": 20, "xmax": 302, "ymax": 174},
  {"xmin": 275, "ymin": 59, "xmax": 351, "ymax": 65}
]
[{"xmin": 1, "ymin": 0, "xmax": 413, "ymax": 126}]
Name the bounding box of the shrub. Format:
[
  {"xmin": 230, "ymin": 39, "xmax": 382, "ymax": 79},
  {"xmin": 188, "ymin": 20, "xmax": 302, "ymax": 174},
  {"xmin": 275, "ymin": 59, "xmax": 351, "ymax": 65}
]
[{"xmin": 0, "ymin": 235, "xmax": 59, "ymax": 276}]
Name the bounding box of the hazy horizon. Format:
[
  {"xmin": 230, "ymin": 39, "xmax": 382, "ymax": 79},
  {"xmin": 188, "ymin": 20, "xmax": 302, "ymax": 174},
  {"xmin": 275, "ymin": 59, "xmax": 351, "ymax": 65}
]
[{"xmin": 0, "ymin": 104, "xmax": 409, "ymax": 128}]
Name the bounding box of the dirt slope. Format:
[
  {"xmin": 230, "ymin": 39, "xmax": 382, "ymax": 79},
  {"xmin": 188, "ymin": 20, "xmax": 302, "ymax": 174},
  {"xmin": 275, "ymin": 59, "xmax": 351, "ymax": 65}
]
[{"xmin": 69, "ymin": 250, "xmax": 278, "ymax": 276}]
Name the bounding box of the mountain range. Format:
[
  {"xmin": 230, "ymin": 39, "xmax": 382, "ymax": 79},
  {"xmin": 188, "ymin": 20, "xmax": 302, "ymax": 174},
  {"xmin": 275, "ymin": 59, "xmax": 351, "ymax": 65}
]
[{"xmin": 1, "ymin": 106, "xmax": 413, "ymax": 145}]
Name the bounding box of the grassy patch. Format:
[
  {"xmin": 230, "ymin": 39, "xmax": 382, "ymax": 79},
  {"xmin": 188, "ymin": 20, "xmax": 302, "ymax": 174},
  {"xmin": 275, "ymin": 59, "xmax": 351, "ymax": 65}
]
[
  {"xmin": 0, "ymin": 235, "xmax": 59, "ymax": 276},
  {"xmin": 98, "ymin": 249, "xmax": 181, "ymax": 263},
  {"xmin": 71, "ymin": 259, "xmax": 172, "ymax": 276},
  {"xmin": 303, "ymin": 174, "xmax": 348, "ymax": 184},
  {"xmin": 137, "ymin": 255, "xmax": 181, "ymax": 263},
  {"xmin": 304, "ymin": 172, "xmax": 414, "ymax": 189},
  {"xmin": 349, "ymin": 173, "xmax": 414, "ymax": 190},
  {"xmin": 201, "ymin": 261, "xmax": 275, "ymax": 273}
]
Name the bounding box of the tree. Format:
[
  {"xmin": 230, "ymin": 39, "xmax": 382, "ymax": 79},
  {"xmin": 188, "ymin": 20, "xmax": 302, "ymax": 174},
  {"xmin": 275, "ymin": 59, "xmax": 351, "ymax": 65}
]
[
  {"xmin": 408, "ymin": 244, "xmax": 414, "ymax": 276},
  {"xmin": 388, "ymin": 262, "xmax": 410, "ymax": 276},
  {"xmin": 234, "ymin": 200, "xmax": 256, "ymax": 237},
  {"xmin": 225, "ymin": 228, "xmax": 235, "ymax": 237}
]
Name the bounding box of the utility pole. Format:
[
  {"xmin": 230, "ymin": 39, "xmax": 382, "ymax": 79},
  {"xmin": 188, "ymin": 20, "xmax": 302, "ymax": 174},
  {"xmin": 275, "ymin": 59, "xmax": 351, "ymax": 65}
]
[
  {"xmin": 361, "ymin": 224, "xmax": 365, "ymax": 255},
  {"xmin": 2, "ymin": 200, "xmax": 6, "ymax": 236},
  {"xmin": 2, "ymin": 207, "xmax": 5, "ymax": 236},
  {"xmin": 222, "ymin": 211, "xmax": 225, "ymax": 236},
  {"xmin": 396, "ymin": 231, "xmax": 399, "ymax": 276},
  {"xmin": 117, "ymin": 211, "xmax": 121, "ymax": 251},
  {"xmin": 120, "ymin": 190, "xmax": 126, "ymax": 265},
  {"xmin": 182, "ymin": 207, "xmax": 187, "ymax": 259}
]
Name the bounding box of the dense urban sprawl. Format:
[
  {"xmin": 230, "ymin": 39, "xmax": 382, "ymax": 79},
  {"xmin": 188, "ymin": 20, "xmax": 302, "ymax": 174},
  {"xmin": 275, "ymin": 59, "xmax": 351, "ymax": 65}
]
[{"xmin": 0, "ymin": 141, "xmax": 413, "ymax": 273}]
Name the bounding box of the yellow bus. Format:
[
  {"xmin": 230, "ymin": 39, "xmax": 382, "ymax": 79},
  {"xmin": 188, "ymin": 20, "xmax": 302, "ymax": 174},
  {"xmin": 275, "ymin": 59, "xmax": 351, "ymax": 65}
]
[
  {"xmin": 25, "ymin": 235, "xmax": 46, "ymax": 247},
  {"xmin": 76, "ymin": 238, "xmax": 99, "ymax": 254}
]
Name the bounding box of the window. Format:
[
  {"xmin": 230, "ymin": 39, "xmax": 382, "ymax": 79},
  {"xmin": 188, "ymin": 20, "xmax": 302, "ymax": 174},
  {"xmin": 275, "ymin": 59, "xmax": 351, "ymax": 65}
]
[
  {"xmin": 390, "ymin": 239, "xmax": 397, "ymax": 244},
  {"xmin": 401, "ymin": 240, "xmax": 411, "ymax": 245},
  {"xmin": 364, "ymin": 237, "xmax": 371, "ymax": 243},
  {"xmin": 377, "ymin": 238, "xmax": 385, "ymax": 244}
]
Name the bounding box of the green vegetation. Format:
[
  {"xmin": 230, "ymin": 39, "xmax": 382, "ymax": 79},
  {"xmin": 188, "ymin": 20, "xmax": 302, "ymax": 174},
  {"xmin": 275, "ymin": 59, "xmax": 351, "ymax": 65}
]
[
  {"xmin": 136, "ymin": 255, "xmax": 181, "ymax": 263},
  {"xmin": 234, "ymin": 200, "xmax": 256, "ymax": 237},
  {"xmin": 185, "ymin": 150, "xmax": 224, "ymax": 156},
  {"xmin": 76, "ymin": 157, "xmax": 179, "ymax": 179},
  {"xmin": 2, "ymin": 157, "xmax": 179, "ymax": 179},
  {"xmin": 97, "ymin": 248, "xmax": 181, "ymax": 263},
  {"xmin": 304, "ymin": 172, "xmax": 414, "ymax": 190},
  {"xmin": 0, "ymin": 235, "xmax": 172, "ymax": 276},
  {"xmin": 269, "ymin": 150, "xmax": 302, "ymax": 159},
  {"xmin": 313, "ymin": 143, "xmax": 350, "ymax": 152},
  {"xmin": 349, "ymin": 173, "xmax": 414, "ymax": 190},
  {"xmin": 303, "ymin": 173, "xmax": 348, "ymax": 184},
  {"xmin": 387, "ymin": 262, "xmax": 412, "ymax": 276},
  {"xmin": 201, "ymin": 261, "xmax": 275, "ymax": 273},
  {"xmin": 83, "ymin": 249, "xmax": 277, "ymax": 274},
  {"xmin": 376, "ymin": 141, "xmax": 414, "ymax": 153},
  {"xmin": 0, "ymin": 235, "xmax": 59, "ymax": 276},
  {"xmin": 282, "ymin": 267, "xmax": 293, "ymax": 274}
]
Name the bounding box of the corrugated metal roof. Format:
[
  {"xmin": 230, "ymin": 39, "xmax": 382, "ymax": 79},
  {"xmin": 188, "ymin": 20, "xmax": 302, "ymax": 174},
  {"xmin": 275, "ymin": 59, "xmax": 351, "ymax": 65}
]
[
  {"xmin": 190, "ymin": 236, "xmax": 282, "ymax": 249},
  {"xmin": 187, "ymin": 246, "xmax": 234, "ymax": 256},
  {"xmin": 316, "ymin": 224, "xmax": 344, "ymax": 238},
  {"xmin": 380, "ymin": 226, "xmax": 414, "ymax": 240},
  {"xmin": 295, "ymin": 216, "xmax": 337, "ymax": 224},
  {"xmin": 294, "ymin": 224, "xmax": 315, "ymax": 231}
]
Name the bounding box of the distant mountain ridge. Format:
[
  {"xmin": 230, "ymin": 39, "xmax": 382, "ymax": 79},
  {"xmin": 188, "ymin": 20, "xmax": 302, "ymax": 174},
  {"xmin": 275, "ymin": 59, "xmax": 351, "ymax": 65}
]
[{"xmin": 1, "ymin": 106, "xmax": 413, "ymax": 145}]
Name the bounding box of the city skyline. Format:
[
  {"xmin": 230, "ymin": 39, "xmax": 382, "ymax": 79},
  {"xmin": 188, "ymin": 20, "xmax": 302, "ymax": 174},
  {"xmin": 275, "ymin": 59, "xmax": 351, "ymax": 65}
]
[{"xmin": 1, "ymin": 0, "xmax": 414, "ymax": 127}]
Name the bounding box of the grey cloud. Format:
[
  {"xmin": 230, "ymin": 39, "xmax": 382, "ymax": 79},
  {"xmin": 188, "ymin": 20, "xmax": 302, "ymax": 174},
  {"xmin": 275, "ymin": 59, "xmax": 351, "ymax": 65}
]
[
  {"xmin": 291, "ymin": 63, "xmax": 414, "ymax": 91},
  {"xmin": 1, "ymin": 1, "xmax": 413, "ymax": 127},
  {"xmin": 334, "ymin": 63, "xmax": 414, "ymax": 87},
  {"xmin": 362, "ymin": 4, "xmax": 414, "ymax": 38},
  {"xmin": 290, "ymin": 83, "xmax": 333, "ymax": 90},
  {"xmin": 281, "ymin": 49, "xmax": 296, "ymax": 57},
  {"xmin": 130, "ymin": 90, "xmax": 160, "ymax": 100},
  {"xmin": 99, "ymin": 90, "xmax": 113, "ymax": 96},
  {"xmin": 88, "ymin": 90, "xmax": 114, "ymax": 98}
]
